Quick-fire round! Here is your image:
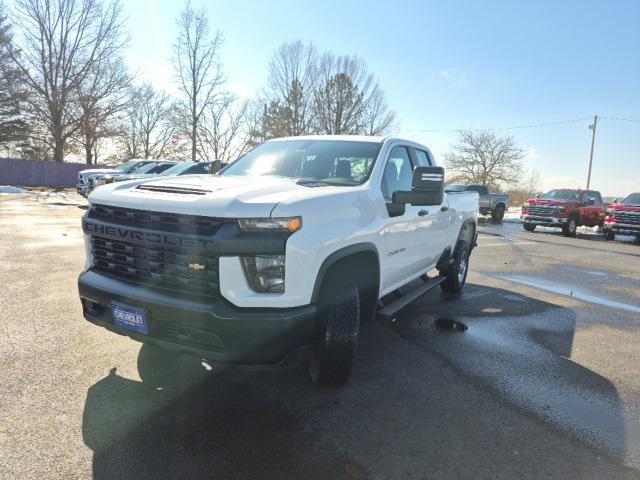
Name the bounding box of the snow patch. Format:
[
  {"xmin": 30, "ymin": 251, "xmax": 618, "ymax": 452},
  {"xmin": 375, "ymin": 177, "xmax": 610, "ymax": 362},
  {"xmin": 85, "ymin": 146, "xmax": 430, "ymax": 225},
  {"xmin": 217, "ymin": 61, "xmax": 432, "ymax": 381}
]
[{"xmin": 0, "ymin": 186, "xmax": 31, "ymax": 194}]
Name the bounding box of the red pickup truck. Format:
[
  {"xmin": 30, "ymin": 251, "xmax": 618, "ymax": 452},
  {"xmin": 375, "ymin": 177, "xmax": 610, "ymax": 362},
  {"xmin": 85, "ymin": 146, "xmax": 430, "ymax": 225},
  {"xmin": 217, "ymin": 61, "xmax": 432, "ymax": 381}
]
[
  {"xmin": 521, "ymin": 189, "xmax": 606, "ymax": 237},
  {"xmin": 603, "ymin": 192, "xmax": 640, "ymax": 241}
]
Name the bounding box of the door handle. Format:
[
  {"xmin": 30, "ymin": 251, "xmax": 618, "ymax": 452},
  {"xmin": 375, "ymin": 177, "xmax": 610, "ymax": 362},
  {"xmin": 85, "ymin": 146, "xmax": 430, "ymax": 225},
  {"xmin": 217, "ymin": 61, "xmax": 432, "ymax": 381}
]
[
  {"xmin": 418, "ymin": 210, "xmax": 429, "ymax": 216},
  {"xmin": 440, "ymin": 206, "xmax": 449, "ymax": 212}
]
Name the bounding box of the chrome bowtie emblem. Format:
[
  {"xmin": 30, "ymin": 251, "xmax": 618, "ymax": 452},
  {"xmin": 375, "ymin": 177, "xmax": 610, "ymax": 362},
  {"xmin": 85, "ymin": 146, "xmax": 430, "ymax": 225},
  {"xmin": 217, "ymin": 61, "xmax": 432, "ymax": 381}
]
[{"xmin": 189, "ymin": 263, "xmax": 205, "ymax": 271}]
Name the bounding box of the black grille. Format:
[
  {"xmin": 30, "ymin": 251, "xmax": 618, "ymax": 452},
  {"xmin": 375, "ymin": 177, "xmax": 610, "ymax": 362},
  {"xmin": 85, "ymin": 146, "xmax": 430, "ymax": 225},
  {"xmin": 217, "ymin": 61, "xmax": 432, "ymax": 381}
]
[
  {"xmin": 91, "ymin": 236, "xmax": 220, "ymax": 297},
  {"xmin": 527, "ymin": 205, "xmax": 556, "ymax": 216},
  {"xmin": 613, "ymin": 211, "xmax": 640, "ymax": 224},
  {"xmin": 89, "ymin": 204, "xmax": 225, "ymax": 236}
]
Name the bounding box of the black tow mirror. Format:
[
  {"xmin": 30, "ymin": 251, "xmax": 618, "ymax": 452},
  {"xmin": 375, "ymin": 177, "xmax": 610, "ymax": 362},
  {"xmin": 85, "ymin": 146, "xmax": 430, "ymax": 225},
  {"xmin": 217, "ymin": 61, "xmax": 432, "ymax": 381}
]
[{"xmin": 392, "ymin": 166, "xmax": 445, "ymax": 206}]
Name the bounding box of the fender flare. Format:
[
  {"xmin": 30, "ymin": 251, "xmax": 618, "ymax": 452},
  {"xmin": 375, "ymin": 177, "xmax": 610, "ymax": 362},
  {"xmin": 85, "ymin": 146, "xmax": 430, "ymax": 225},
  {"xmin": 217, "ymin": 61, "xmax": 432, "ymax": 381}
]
[
  {"xmin": 439, "ymin": 219, "xmax": 477, "ymax": 272},
  {"xmin": 310, "ymin": 242, "xmax": 380, "ymax": 303}
]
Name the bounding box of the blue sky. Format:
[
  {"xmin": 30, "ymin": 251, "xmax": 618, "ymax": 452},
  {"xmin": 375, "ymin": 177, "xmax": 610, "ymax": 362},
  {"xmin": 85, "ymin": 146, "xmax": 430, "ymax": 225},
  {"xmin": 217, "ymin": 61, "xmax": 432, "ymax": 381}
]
[{"xmin": 123, "ymin": 0, "xmax": 640, "ymax": 195}]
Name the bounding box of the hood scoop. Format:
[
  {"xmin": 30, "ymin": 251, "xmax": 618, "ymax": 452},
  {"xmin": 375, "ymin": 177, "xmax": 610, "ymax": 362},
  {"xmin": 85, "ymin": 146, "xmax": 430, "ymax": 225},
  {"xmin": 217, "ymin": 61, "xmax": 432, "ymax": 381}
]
[{"xmin": 136, "ymin": 184, "xmax": 212, "ymax": 195}]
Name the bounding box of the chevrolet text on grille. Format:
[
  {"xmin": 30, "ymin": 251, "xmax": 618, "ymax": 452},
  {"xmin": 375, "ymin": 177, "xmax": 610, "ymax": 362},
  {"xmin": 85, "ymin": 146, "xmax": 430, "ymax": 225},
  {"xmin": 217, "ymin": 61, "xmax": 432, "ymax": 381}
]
[{"xmin": 83, "ymin": 221, "xmax": 215, "ymax": 249}]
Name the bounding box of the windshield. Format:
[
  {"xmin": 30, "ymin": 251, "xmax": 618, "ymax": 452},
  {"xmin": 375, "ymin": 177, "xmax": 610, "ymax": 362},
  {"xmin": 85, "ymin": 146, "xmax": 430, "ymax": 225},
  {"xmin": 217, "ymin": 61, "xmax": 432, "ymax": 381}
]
[
  {"xmin": 624, "ymin": 193, "xmax": 640, "ymax": 205},
  {"xmin": 115, "ymin": 160, "xmax": 141, "ymax": 173},
  {"xmin": 128, "ymin": 162, "xmax": 163, "ymax": 174},
  {"xmin": 541, "ymin": 190, "xmax": 579, "ymax": 201},
  {"xmin": 221, "ymin": 140, "xmax": 382, "ymax": 186},
  {"xmin": 160, "ymin": 162, "xmax": 196, "ymax": 176}
]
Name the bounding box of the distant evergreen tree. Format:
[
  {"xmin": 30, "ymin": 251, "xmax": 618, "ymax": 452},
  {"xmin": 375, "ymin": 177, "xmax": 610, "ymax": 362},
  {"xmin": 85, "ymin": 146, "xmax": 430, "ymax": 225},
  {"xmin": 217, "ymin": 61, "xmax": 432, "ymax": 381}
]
[{"xmin": 0, "ymin": 4, "xmax": 29, "ymax": 147}]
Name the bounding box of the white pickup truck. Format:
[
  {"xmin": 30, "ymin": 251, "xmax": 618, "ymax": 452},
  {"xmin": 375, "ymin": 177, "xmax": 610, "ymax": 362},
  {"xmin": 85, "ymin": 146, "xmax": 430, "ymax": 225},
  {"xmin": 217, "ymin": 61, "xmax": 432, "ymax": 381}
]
[{"xmin": 78, "ymin": 136, "xmax": 478, "ymax": 385}]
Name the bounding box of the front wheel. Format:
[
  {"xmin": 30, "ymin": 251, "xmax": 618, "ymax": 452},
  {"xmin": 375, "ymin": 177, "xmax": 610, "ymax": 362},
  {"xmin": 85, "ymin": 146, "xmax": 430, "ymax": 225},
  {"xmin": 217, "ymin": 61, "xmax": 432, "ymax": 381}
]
[
  {"xmin": 604, "ymin": 230, "xmax": 615, "ymax": 241},
  {"xmin": 562, "ymin": 217, "xmax": 578, "ymax": 237},
  {"xmin": 440, "ymin": 241, "xmax": 470, "ymax": 294},
  {"xmin": 491, "ymin": 205, "xmax": 505, "ymax": 223},
  {"xmin": 309, "ymin": 283, "xmax": 360, "ymax": 386},
  {"xmin": 523, "ymin": 223, "xmax": 536, "ymax": 232}
]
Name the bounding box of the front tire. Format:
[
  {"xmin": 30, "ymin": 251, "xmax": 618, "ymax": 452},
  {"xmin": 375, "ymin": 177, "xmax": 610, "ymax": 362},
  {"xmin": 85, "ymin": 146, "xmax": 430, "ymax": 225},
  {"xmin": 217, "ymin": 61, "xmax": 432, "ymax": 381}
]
[
  {"xmin": 440, "ymin": 241, "xmax": 470, "ymax": 294},
  {"xmin": 309, "ymin": 283, "xmax": 360, "ymax": 386},
  {"xmin": 523, "ymin": 223, "xmax": 536, "ymax": 232},
  {"xmin": 491, "ymin": 205, "xmax": 505, "ymax": 223},
  {"xmin": 562, "ymin": 216, "xmax": 578, "ymax": 237},
  {"xmin": 604, "ymin": 230, "xmax": 615, "ymax": 241}
]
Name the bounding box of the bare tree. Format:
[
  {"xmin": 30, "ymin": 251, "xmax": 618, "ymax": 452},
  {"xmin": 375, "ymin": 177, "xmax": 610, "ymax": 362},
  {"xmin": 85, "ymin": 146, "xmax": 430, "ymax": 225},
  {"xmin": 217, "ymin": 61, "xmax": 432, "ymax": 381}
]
[
  {"xmin": 119, "ymin": 83, "xmax": 180, "ymax": 159},
  {"xmin": 262, "ymin": 40, "xmax": 317, "ymax": 137},
  {"xmin": 363, "ymin": 87, "xmax": 396, "ymax": 135},
  {"xmin": 10, "ymin": 0, "xmax": 127, "ymax": 162},
  {"xmin": 444, "ymin": 129, "xmax": 526, "ymax": 190},
  {"xmin": 197, "ymin": 93, "xmax": 252, "ymax": 162},
  {"xmin": 74, "ymin": 57, "xmax": 131, "ymax": 164},
  {"xmin": 173, "ymin": 1, "xmax": 224, "ymax": 161}
]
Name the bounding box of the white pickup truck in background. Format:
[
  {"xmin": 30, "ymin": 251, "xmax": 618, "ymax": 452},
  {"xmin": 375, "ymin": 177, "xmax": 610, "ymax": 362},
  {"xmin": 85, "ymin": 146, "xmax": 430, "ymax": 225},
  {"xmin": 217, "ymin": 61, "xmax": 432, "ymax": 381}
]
[{"xmin": 78, "ymin": 136, "xmax": 479, "ymax": 385}]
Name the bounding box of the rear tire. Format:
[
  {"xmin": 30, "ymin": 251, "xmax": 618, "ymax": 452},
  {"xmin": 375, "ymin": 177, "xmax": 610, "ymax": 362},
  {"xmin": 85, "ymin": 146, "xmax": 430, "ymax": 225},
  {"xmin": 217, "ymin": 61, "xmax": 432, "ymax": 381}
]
[
  {"xmin": 523, "ymin": 223, "xmax": 536, "ymax": 232},
  {"xmin": 604, "ymin": 230, "xmax": 615, "ymax": 241},
  {"xmin": 440, "ymin": 241, "xmax": 470, "ymax": 294},
  {"xmin": 309, "ymin": 282, "xmax": 360, "ymax": 386},
  {"xmin": 562, "ymin": 216, "xmax": 578, "ymax": 237},
  {"xmin": 491, "ymin": 204, "xmax": 505, "ymax": 223}
]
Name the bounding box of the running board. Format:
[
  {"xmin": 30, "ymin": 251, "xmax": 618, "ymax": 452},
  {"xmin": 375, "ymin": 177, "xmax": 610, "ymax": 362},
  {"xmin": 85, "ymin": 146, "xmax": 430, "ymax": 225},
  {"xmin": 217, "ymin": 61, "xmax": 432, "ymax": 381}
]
[{"xmin": 377, "ymin": 277, "xmax": 446, "ymax": 320}]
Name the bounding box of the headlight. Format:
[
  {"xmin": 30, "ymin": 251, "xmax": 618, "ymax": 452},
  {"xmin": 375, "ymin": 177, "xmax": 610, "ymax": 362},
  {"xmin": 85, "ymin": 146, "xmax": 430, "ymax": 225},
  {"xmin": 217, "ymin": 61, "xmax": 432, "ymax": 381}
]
[
  {"xmin": 238, "ymin": 217, "xmax": 302, "ymax": 233},
  {"xmin": 522, "ymin": 204, "xmax": 528, "ymax": 212},
  {"xmin": 241, "ymin": 255, "xmax": 285, "ymax": 293},
  {"xmin": 556, "ymin": 206, "xmax": 565, "ymax": 214},
  {"xmin": 94, "ymin": 178, "xmax": 106, "ymax": 186}
]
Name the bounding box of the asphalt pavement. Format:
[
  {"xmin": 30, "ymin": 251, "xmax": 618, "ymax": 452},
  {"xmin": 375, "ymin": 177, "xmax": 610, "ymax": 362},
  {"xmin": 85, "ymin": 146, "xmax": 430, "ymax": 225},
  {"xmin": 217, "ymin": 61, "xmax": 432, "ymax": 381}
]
[{"xmin": 1, "ymin": 194, "xmax": 639, "ymax": 479}]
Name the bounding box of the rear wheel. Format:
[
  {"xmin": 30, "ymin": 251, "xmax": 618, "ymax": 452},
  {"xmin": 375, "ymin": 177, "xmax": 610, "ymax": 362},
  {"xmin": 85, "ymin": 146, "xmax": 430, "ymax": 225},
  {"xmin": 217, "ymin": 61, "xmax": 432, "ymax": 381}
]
[
  {"xmin": 562, "ymin": 216, "xmax": 578, "ymax": 237},
  {"xmin": 309, "ymin": 281, "xmax": 360, "ymax": 386},
  {"xmin": 523, "ymin": 223, "xmax": 536, "ymax": 232},
  {"xmin": 491, "ymin": 204, "xmax": 505, "ymax": 223},
  {"xmin": 440, "ymin": 240, "xmax": 470, "ymax": 294},
  {"xmin": 604, "ymin": 230, "xmax": 616, "ymax": 241}
]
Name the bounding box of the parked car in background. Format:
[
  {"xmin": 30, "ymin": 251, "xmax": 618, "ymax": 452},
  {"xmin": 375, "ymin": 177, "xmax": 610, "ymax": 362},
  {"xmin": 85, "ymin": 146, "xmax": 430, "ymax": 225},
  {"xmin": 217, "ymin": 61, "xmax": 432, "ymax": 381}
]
[
  {"xmin": 91, "ymin": 161, "xmax": 176, "ymax": 191},
  {"xmin": 521, "ymin": 189, "xmax": 606, "ymax": 236},
  {"xmin": 93, "ymin": 161, "xmax": 224, "ymax": 190},
  {"xmin": 77, "ymin": 159, "xmax": 156, "ymax": 196},
  {"xmin": 446, "ymin": 184, "xmax": 509, "ymax": 223},
  {"xmin": 603, "ymin": 192, "xmax": 640, "ymax": 241}
]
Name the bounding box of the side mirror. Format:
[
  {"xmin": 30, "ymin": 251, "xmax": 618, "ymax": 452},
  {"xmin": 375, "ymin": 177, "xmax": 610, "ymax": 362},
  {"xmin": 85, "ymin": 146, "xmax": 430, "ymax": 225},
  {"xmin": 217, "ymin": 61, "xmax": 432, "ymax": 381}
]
[
  {"xmin": 210, "ymin": 160, "xmax": 222, "ymax": 173},
  {"xmin": 587, "ymin": 198, "xmax": 596, "ymax": 206},
  {"xmin": 392, "ymin": 166, "xmax": 444, "ymax": 206}
]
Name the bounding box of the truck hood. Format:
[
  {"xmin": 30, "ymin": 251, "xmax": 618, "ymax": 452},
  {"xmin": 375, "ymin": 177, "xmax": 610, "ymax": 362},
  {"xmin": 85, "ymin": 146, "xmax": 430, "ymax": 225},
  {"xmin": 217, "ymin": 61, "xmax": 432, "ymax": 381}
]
[
  {"xmin": 79, "ymin": 168, "xmax": 118, "ymax": 176},
  {"xmin": 525, "ymin": 198, "xmax": 578, "ymax": 207},
  {"xmin": 88, "ymin": 174, "xmax": 339, "ymax": 218},
  {"xmin": 608, "ymin": 204, "xmax": 640, "ymax": 212}
]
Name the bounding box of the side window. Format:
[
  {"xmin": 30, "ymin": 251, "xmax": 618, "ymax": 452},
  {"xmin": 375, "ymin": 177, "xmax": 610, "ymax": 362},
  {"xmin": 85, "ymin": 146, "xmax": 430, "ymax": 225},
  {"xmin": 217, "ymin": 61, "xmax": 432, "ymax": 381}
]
[
  {"xmin": 414, "ymin": 149, "xmax": 431, "ymax": 167},
  {"xmin": 590, "ymin": 191, "xmax": 603, "ymax": 205},
  {"xmin": 381, "ymin": 146, "xmax": 413, "ymax": 200},
  {"xmin": 187, "ymin": 164, "xmax": 209, "ymax": 174}
]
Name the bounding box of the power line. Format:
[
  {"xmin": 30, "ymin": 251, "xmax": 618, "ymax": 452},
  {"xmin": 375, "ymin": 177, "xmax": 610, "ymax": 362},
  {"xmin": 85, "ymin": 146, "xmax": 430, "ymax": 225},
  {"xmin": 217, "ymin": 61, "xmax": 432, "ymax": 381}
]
[
  {"xmin": 599, "ymin": 115, "xmax": 640, "ymax": 123},
  {"xmin": 405, "ymin": 117, "xmax": 592, "ymax": 133},
  {"xmin": 405, "ymin": 115, "xmax": 640, "ymax": 133}
]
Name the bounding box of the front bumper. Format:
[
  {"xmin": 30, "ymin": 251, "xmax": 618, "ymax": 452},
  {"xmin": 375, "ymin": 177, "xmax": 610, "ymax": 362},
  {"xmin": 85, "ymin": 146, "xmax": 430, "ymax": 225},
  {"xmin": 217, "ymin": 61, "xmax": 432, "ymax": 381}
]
[
  {"xmin": 521, "ymin": 214, "xmax": 568, "ymax": 227},
  {"xmin": 604, "ymin": 222, "xmax": 640, "ymax": 235},
  {"xmin": 78, "ymin": 270, "xmax": 317, "ymax": 365}
]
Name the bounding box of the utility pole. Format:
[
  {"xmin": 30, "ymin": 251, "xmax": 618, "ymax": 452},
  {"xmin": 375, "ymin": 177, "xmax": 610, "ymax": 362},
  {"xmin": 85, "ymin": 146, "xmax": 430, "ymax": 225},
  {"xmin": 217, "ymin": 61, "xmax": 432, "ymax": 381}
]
[{"xmin": 586, "ymin": 115, "xmax": 598, "ymax": 189}]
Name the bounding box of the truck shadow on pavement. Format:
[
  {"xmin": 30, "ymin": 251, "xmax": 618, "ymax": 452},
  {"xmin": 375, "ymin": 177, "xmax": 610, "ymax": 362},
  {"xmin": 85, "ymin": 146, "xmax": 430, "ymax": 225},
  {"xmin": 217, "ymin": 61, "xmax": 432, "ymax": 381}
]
[{"xmin": 82, "ymin": 284, "xmax": 638, "ymax": 480}]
